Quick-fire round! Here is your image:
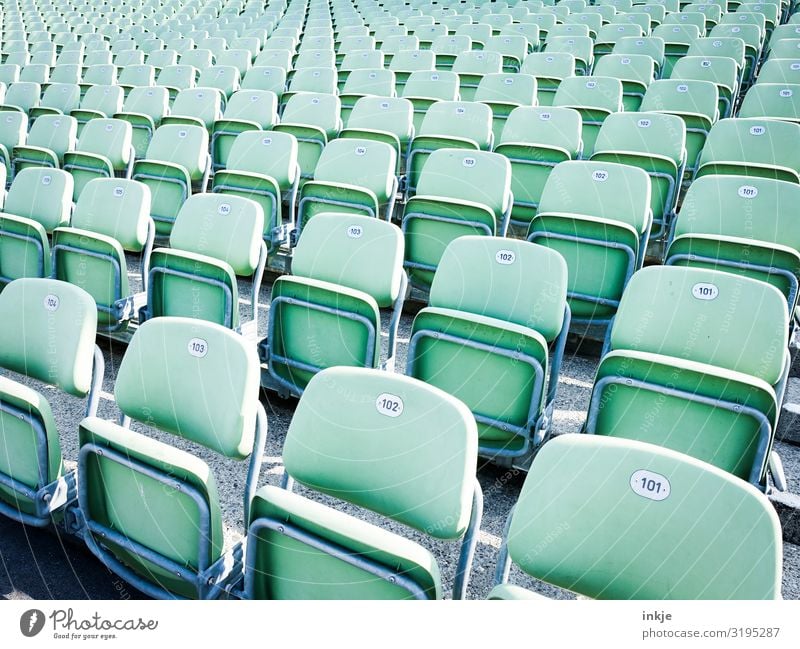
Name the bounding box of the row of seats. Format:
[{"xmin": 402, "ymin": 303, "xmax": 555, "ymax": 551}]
[
  {"xmin": 2, "ymin": 111, "xmax": 798, "ymax": 361},
  {"xmin": 0, "ymin": 261, "xmax": 785, "ymax": 599}
]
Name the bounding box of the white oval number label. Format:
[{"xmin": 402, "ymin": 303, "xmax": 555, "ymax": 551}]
[
  {"xmin": 592, "ymin": 169, "xmax": 609, "ymax": 182},
  {"xmin": 188, "ymin": 338, "xmax": 208, "ymax": 358},
  {"xmin": 495, "ymin": 249, "xmax": 516, "ymax": 265},
  {"xmin": 463, "ymin": 157, "xmax": 476, "ymax": 168},
  {"xmin": 218, "ymin": 203, "xmax": 231, "ymax": 215},
  {"xmin": 630, "ymin": 470, "xmax": 671, "ymax": 502},
  {"xmin": 376, "ymin": 393, "xmax": 403, "ymax": 418},
  {"xmin": 692, "ymin": 282, "xmax": 718, "ymax": 301},
  {"xmin": 750, "ymin": 125, "xmax": 766, "ymax": 136},
  {"xmin": 347, "ymin": 224, "xmax": 363, "ymax": 238},
  {"xmin": 738, "ymin": 185, "xmax": 758, "ymax": 199},
  {"xmin": 44, "ymin": 294, "xmax": 59, "ymax": 311}
]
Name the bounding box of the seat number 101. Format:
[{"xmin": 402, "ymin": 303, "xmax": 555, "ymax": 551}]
[{"xmin": 630, "ymin": 469, "xmax": 671, "ymax": 501}]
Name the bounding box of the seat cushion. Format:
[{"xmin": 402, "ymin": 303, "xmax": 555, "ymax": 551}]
[{"xmin": 248, "ymin": 485, "xmax": 441, "ymax": 599}]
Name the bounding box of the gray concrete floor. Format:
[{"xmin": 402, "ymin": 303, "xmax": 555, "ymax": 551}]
[{"xmin": 1, "ymin": 257, "xmax": 799, "ymax": 600}]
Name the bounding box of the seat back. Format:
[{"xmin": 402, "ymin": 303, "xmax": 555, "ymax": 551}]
[
  {"xmin": 504, "ymin": 434, "xmax": 782, "ymax": 599},
  {"xmin": 402, "ymin": 70, "xmax": 460, "ymax": 99},
  {"xmin": 474, "ymin": 72, "xmax": 537, "ymax": 106},
  {"xmin": 70, "ymin": 178, "xmax": 151, "ymax": 252},
  {"xmin": 225, "ymin": 130, "xmax": 298, "ymax": 187},
  {"xmin": 171, "ymin": 87, "xmax": 224, "ymax": 127},
  {"xmin": 610, "ymin": 266, "xmax": 788, "ymax": 384},
  {"xmin": 221, "ymin": 90, "xmax": 278, "ymax": 127},
  {"xmin": 696, "ymin": 117, "xmax": 800, "ymax": 181},
  {"xmin": 4, "ymin": 82, "xmax": 41, "ymax": 112},
  {"xmin": 169, "ymin": 193, "xmax": 264, "ymax": 277},
  {"xmin": 286, "ymin": 66, "xmax": 338, "ymax": 95},
  {"xmin": 282, "ymin": 366, "xmax": 477, "ymax": 539},
  {"xmin": 74, "ymin": 118, "xmax": 132, "ymax": 167},
  {"xmin": 292, "ymin": 212, "xmax": 404, "ymax": 308},
  {"xmin": 280, "ymin": 92, "xmax": 341, "ymax": 135},
  {"xmin": 23, "ymin": 114, "xmax": 78, "ymax": 160},
  {"xmin": 416, "ymin": 148, "xmax": 512, "ymax": 221},
  {"xmin": 118, "ymin": 63, "xmax": 156, "ymax": 87},
  {"xmin": 593, "ymin": 111, "xmax": 686, "ymax": 163},
  {"xmin": 553, "ymin": 76, "xmax": 624, "ymax": 112},
  {"xmin": 4, "ymin": 167, "xmax": 73, "ymax": 232},
  {"xmin": 740, "ymin": 84, "xmax": 800, "ymax": 123},
  {"xmin": 79, "ymin": 84, "xmax": 124, "ymax": 117},
  {"xmin": 0, "ymin": 277, "xmax": 97, "ymax": 396},
  {"xmin": 115, "ymin": 316, "xmax": 260, "ymax": 459},
  {"xmin": 241, "ymin": 66, "xmax": 287, "ymax": 93},
  {"xmin": 430, "ymin": 236, "xmax": 567, "ymax": 340},
  {"xmin": 144, "ymin": 123, "xmax": 209, "ymax": 173},
  {"xmin": 419, "ymin": 100, "xmax": 494, "ymax": 148},
  {"xmin": 538, "ymin": 160, "xmax": 651, "ymax": 232}
]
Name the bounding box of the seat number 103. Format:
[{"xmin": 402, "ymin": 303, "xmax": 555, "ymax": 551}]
[{"xmin": 629, "ymin": 469, "xmax": 671, "ymax": 501}]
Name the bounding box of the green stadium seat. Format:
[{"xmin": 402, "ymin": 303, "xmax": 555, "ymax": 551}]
[
  {"xmin": 52, "ymin": 178, "xmax": 154, "ymax": 331},
  {"xmin": 1, "ymin": 81, "xmax": 41, "ymax": 113},
  {"xmin": 30, "ymin": 82, "xmax": 81, "ymax": 120},
  {"xmin": 114, "ymin": 86, "xmax": 170, "ymax": 159},
  {"xmin": 452, "ymin": 50, "xmax": 504, "ymax": 101},
  {"xmin": 211, "ymin": 89, "xmax": 278, "ymax": 171},
  {"xmin": 0, "ymin": 277, "xmax": 103, "ymax": 526},
  {"xmin": 474, "ymin": 73, "xmax": 537, "ymax": 143},
  {"xmin": 593, "ymin": 53, "xmax": 655, "ymax": 111},
  {"xmin": 212, "ymin": 130, "xmax": 299, "ymax": 255},
  {"xmin": 591, "ymin": 111, "xmax": 686, "ymax": 241},
  {"xmin": 401, "ymin": 70, "xmax": 460, "ymax": 132},
  {"xmin": 198, "ymin": 65, "xmax": 241, "ymax": 100},
  {"xmin": 494, "ymin": 106, "xmax": 583, "ymax": 229},
  {"xmin": 491, "ymin": 435, "xmax": 782, "ymax": 599},
  {"xmin": 296, "ymin": 138, "xmax": 398, "ymax": 235},
  {"xmin": 263, "ymin": 213, "xmax": 407, "ymax": 393},
  {"xmin": 339, "ymin": 96, "xmax": 414, "ymax": 175},
  {"xmin": 666, "ymin": 175, "xmax": 800, "ymax": 323},
  {"xmin": 544, "ymin": 35, "xmax": 594, "ymax": 76},
  {"xmin": 0, "ymin": 168, "xmax": 73, "ymax": 285},
  {"xmin": 78, "ymin": 315, "xmax": 267, "ymax": 599},
  {"xmin": 142, "ymin": 193, "xmax": 266, "ymax": 333},
  {"xmin": 431, "ymin": 35, "xmax": 472, "ymax": 71},
  {"xmin": 162, "ymin": 87, "xmax": 223, "ymax": 130},
  {"xmin": 272, "ymin": 92, "xmax": 342, "ymax": 183},
  {"xmin": 407, "ymin": 100, "xmax": 493, "ymax": 197},
  {"xmin": 653, "ymin": 23, "xmax": 702, "ymax": 77},
  {"xmin": 526, "ymin": 160, "xmax": 652, "ymax": 328},
  {"xmin": 757, "ymin": 59, "xmax": 800, "ymax": 85},
  {"xmin": 553, "ymin": 75, "xmax": 623, "ymax": 155},
  {"xmin": 339, "ymin": 68, "xmax": 396, "ymax": 125},
  {"xmin": 12, "ymin": 114, "xmax": 77, "ymax": 172},
  {"xmin": 695, "ymin": 117, "xmax": 800, "ymax": 183},
  {"xmin": 244, "ymin": 366, "xmax": 480, "ymax": 599},
  {"xmin": 63, "ymin": 118, "xmax": 134, "ymax": 200},
  {"xmin": 156, "ymin": 64, "xmax": 198, "ymax": 101},
  {"xmin": 131, "ymin": 124, "xmax": 211, "ymax": 236},
  {"xmin": 117, "ymin": 63, "xmax": 156, "ymax": 95},
  {"xmin": 403, "ymin": 148, "xmax": 512, "ymax": 291},
  {"xmin": 281, "ymin": 66, "xmax": 338, "ymax": 108},
  {"xmin": 595, "ymin": 23, "xmax": 645, "ymax": 59},
  {"xmin": 739, "ymin": 83, "xmax": 800, "ymax": 124},
  {"xmin": 407, "ymin": 236, "xmax": 569, "ymax": 460},
  {"xmin": 670, "ymin": 55, "xmax": 739, "ymax": 119},
  {"xmin": 639, "ymin": 79, "xmax": 719, "ymax": 175},
  {"xmin": 584, "ymin": 265, "xmax": 789, "ymax": 489}
]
